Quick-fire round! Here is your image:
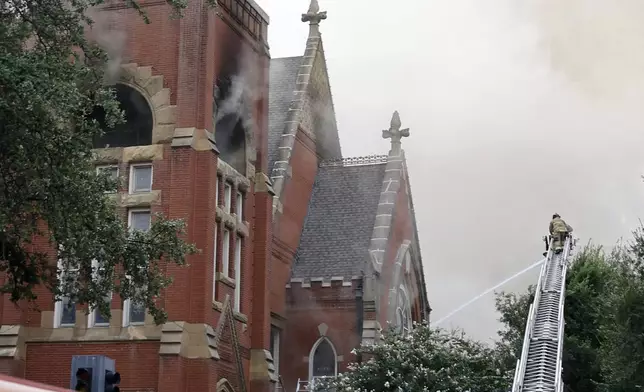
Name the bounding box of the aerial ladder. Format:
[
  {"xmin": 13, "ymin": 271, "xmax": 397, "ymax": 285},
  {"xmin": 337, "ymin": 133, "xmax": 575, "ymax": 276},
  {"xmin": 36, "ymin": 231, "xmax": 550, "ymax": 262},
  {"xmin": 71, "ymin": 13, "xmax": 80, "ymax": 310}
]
[{"xmin": 511, "ymin": 235, "xmax": 576, "ymax": 392}]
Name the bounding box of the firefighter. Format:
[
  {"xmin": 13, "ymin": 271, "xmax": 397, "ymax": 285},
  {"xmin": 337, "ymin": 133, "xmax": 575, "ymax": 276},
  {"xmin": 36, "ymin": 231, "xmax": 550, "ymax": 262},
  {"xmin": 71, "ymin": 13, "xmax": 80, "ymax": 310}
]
[{"xmin": 549, "ymin": 213, "xmax": 573, "ymax": 254}]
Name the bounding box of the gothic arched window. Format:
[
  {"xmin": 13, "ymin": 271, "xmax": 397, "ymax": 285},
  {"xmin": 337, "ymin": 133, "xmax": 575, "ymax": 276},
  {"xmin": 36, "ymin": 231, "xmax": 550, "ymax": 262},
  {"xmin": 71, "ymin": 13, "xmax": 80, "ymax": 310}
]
[
  {"xmin": 396, "ymin": 284, "xmax": 412, "ymax": 335},
  {"xmin": 309, "ymin": 337, "xmax": 337, "ymax": 380},
  {"xmin": 91, "ymin": 83, "xmax": 154, "ymax": 148},
  {"xmin": 216, "ymin": 379, "xmax": 235, "ymax": 392}
]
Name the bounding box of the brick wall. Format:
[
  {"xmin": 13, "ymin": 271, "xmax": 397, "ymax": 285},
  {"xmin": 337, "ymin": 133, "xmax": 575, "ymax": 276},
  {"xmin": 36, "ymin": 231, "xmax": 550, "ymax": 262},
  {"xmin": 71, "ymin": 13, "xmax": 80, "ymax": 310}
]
[
  {"xmin": 1, "ymin": 1, "xmax": 271, "ymax": 391},
  {"xmin": 270, "ymin": 130, "xmax": 319, "ymax": 317},
  {"xmin": 281, "ymin": 282, "xmax": 360, "ymax": 391},
  {"xmin": 25, "ymin": 341, "xmax": 160, "ymax": 390}
]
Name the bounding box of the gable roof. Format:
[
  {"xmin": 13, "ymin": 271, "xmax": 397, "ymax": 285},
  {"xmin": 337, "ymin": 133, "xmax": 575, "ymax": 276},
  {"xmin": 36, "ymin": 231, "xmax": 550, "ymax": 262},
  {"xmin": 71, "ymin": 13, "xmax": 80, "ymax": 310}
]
[
  {"xmin": 268, "ymin": 56, "xmax": 302, "ymax": 173},
  {"xmin": 292, "ymin": 159, "xmax": 387, "ymax": 279}
]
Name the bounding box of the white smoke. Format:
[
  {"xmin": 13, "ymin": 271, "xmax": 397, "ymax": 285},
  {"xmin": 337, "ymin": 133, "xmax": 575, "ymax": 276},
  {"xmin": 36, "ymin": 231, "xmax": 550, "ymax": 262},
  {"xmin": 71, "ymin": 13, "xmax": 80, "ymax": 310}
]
[
  {"xmin": 526, "ymin": 0, "xmax": 644, "ymax": 101},
  {"xmin": 84, "ymin": 7, "xmax": 127, "ymax": 85},
  {"xmin": 216, "ymin": 45, "xmax": 266, "ymax": 130}
]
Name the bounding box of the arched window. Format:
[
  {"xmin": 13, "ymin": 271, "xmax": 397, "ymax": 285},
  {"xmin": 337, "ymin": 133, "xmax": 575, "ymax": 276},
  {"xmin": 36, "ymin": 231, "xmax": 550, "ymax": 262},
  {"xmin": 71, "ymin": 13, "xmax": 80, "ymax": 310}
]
[
  {"xmin": 216, "ymin": 379, "xmax": 235, "ymax": 392},
  {"xmin": 396, "ymin": 284, "xmax": 412, "ymax": 335},
  {"xmin": 91, "ymin": 83, "xmax": 154, "ymax": 148},
  {"xmin": 309, "ymin": 337, "xmax": 337, "ymax": 380}
]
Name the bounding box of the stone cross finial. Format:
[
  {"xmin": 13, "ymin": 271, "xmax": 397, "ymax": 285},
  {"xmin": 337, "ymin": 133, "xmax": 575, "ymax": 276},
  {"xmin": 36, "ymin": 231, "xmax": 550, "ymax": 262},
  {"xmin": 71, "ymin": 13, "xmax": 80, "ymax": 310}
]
[
  {"xmin": 301, "ymin": 0, "xmax": 327, "ymax": 25},
  {"xmin": 382, "ymin": 111, "xmax": 410, "ymax": 151}
]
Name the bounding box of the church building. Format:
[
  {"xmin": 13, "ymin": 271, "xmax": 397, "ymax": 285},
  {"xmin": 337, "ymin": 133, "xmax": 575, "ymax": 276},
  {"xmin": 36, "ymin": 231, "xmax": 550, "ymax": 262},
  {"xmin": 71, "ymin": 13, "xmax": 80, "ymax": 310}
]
[
  {"xmin": 266, "ymin": 2, "xmax": 430, "ymax": 390},
  {"xmin": 0, "ymin": 0, "xmax": 430, "ymax": 391}
]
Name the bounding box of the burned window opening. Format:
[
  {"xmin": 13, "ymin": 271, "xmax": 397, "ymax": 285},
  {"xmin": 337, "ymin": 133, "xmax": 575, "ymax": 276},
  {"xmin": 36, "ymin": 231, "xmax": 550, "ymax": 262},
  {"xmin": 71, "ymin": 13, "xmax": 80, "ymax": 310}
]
[
  {"xmin": 214, "ymin": 74, "xmax": 247, "ymax": 174},
  {"xmin": 91, "ymin": 84, "xmax": 154, "ymax": 149}
]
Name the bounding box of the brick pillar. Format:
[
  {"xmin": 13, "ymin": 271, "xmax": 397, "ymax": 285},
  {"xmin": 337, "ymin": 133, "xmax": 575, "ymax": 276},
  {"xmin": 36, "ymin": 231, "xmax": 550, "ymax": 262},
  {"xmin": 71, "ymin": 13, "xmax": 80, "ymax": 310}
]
[
  {"xmin": 158, "ymin": 356, "xmax": 187, "ymax": 392},
  {"xmin": 249, "ymin": 174, "xmax": 276, "ymax": 392},
  {"xmin": 158, "ymin": 356, "xmax": 222, "ymax": 392},
  {"xmin": 176, "ymin": 0, "xmax": 207, "ymax": 129}
]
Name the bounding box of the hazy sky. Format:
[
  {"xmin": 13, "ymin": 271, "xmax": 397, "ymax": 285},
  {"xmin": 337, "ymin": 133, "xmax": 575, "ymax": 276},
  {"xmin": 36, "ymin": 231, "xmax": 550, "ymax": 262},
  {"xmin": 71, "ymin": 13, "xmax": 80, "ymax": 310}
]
[{"xmin": 255, "ymin": 0, "xmax": 644, "ymax": 342}]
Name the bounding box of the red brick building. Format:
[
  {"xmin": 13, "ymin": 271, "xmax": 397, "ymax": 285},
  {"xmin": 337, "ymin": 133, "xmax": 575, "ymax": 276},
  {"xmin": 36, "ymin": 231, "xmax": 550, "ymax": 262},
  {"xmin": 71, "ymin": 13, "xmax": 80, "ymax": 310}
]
[
  {"xmin": 266, "ymin": 2, "xmax": 430, "ymax": 391},
  {"xmin": 0, "ymin": 0, "xmax": 429, "ymax": 391}
]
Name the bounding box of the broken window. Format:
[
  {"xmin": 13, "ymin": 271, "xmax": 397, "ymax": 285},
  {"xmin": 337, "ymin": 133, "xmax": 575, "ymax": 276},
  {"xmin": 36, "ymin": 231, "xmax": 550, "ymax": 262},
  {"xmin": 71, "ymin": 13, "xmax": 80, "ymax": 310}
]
[{"xmin": 91, "ymin": 84, "xmax": 154, "ymax": 148}]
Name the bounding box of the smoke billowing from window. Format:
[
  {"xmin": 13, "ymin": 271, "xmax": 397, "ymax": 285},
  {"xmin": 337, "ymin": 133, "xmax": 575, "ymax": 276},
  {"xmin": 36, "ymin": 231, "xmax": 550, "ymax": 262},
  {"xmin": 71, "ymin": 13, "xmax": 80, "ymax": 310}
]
[
  {"xmin": 214, "ymin": 43, "xmax": 264, "ymax": 173},
  {"xmin": 85, "ymin": 8, "xmax": 126, "ymax": 86}
]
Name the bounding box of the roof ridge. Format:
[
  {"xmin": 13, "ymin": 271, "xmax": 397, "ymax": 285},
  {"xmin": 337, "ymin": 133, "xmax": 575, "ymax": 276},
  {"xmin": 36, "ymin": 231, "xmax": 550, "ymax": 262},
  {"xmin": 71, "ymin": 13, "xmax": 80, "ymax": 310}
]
[
  {"xmin": 271, "ymin": 55, "xmax": 303, "ymax": 61},
  {"xmin": 319, "ymin": 154, "xmax": 389, "ymax": 168}
]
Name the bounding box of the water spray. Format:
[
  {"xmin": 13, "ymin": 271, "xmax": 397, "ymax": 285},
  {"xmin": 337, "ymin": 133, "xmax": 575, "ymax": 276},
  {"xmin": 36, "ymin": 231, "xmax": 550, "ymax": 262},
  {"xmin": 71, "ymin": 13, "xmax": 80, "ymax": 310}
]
[{"xmin": 431, "ymin": 257, "xmax": 546, "ymax": 327}]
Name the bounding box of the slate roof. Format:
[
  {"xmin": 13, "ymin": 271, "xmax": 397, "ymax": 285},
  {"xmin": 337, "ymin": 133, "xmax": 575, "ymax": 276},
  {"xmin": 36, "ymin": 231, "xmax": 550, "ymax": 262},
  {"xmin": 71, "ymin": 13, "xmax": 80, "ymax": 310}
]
[
  {"xmin": 292, "ymin": 162, "xmax": 387, "ymax": 279},
  {"xmin": 268, "ymin": 56, "xmax": 302, "ymax": 173}
]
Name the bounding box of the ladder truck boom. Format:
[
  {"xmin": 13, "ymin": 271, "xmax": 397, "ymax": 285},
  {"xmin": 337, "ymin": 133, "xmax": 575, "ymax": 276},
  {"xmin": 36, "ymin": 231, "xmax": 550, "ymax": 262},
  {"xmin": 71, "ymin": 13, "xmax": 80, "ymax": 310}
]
[{"xmin": 512, "ymin": 235, "xmax": 575, "ymax": 392}]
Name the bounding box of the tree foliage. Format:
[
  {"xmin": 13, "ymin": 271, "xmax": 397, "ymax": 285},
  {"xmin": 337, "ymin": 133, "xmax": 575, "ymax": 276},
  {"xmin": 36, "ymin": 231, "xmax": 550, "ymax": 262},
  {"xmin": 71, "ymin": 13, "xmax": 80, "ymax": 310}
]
[
  {"xmin": 495, "ymin": 228, "xmax": 644, "ymax": 392},
  {"xmin": 314, "ymin": 322, "xmax": 512, "ymax": 392},
  {"xmin": 0, "ymin": 0, "xmax": 214, "ymax": 323}
]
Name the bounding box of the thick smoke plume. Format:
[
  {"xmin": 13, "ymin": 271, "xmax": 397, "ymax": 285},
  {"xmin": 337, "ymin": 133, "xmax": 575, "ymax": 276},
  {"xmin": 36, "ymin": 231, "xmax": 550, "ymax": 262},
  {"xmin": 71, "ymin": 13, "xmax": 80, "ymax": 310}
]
[
  {"xmin": 214, "ymin": 44, "xmax": 267, "ymax": 170},
  {"xmin": 528, "ymin": 0, "xmax": 644, "ymax": 101}
]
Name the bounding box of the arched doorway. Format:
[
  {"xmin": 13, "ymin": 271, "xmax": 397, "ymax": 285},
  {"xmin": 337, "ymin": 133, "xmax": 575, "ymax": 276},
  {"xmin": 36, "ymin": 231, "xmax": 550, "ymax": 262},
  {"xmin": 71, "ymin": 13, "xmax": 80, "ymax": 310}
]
[{"xmin": 309, "ymin": 337, "xmax": 337, "ymax": 380}]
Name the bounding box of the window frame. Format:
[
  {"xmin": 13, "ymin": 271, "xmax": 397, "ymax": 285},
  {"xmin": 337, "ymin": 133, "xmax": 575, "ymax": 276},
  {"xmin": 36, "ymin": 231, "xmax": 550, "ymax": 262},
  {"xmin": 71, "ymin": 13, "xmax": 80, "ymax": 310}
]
[
  {"xmin": 308, "ymin": 337, "xmax": 338, "ymax": 382},
  {"xmin": 88, "ymin": 259, "xmax": 113, "ymax": 328},
  {"xmin": 215, "ymin": 176, "xmax": 220, "ymax": 207},
  {"xmin": 397, "ymin": 284, "xmax": 412, "ymax": 335},
  {"xmin": 234, "ymin": 235, "xmax": 242, "ymax": 312},
  {"xmin": 123, "ymin": 207, "xmax": 152, "ymax": 326},
  {"xmin": 222, "ymin": 229, "xmax": 231, "ymax": 277},
  {"xmin": 212, "ymin": 223, "xmax": 218, "ymax": 302},
  {"xmin": 270, "ymin": 326, "xmax": 281, "ymax": 376},
  {"xmin": 95, "ymin": 164, "xmax": 119, "ymax": 193},
  {"xmin": 235, "ymin": 191, "xmax": 243, "ymax": 221},
  {"xmin": 129, "ymin": 162, "xmax": 154, "ymax": 194},
  {"xmin": 224, "ymin": 182, "xmax": 232, "ymax": 213},
  {"xmin": 53, "ymin": 258, "xmax": 78, "ymax": 328},
  {"xmin": 128, "ymin": 208, "xmax": 152, "ymax": 232}
]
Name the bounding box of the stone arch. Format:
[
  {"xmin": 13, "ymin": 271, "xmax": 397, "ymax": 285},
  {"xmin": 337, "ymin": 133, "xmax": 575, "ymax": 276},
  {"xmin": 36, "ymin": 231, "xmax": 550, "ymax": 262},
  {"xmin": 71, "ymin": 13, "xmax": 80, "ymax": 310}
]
[
  {"xmin": 308, "ymin": 336, "xmax": 338, "ymax": 380},
  {"xmin": 93, "ymin": 63, "xmax": 176, "ymax": 148},
  {"xmin": 216, "ymin": 378, "xmax": 235, "ymax": 392}
]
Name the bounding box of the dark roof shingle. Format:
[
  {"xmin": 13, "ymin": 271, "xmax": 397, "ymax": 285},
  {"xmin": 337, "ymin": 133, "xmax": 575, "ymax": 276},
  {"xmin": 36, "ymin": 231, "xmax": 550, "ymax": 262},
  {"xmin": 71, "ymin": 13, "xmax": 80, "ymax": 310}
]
[
  {"xmin": 268, "ymin": 56, "xmax": 302, "ymax": 173},
  {"xmin": 292, "ymin": 162, "xmax": 386, "ymax": 279}
]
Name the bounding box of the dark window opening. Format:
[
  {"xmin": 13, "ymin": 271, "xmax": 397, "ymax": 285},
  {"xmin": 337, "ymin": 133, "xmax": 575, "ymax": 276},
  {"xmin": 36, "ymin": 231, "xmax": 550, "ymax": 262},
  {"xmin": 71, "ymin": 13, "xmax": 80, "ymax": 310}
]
[
  {"xmin": 214, "ymin": 74, "xmax": 247, "ymax": 173},
  {"xmin": 91, "ymin": 84, "xmax": 154, "ymax": 148},
  {"xmin": 312, "ymin": 339, "xmax": 336, "ymax": 378}
]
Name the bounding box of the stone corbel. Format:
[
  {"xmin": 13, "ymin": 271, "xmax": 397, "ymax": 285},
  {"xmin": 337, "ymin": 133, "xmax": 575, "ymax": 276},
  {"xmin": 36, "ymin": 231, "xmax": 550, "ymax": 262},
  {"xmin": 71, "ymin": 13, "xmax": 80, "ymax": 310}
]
[
  {"xmin": 0, "ymin": 325, "xmax": 25, "ymax": 361},
  {"xmin": 254, "ymin": 172, "xmax": 275, "ymax": 196},
  {"xmin": 171, "ymin": 128, "xmax": 219, "ymax": 153}
]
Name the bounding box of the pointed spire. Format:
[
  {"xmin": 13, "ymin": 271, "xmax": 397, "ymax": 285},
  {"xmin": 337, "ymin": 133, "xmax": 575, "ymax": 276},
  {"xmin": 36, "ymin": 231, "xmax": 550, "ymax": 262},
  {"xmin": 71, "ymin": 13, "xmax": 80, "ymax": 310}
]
[
  {"xmin": 301, "ymin": 0, "xmax": 327, "ymax": 25},
  {"xmin": 382, "ymin": 111, "xmax": 410, "ymax": 152},
  {"xmin": 308, "ymin": 0, "xmax": 319, "ymax": 13}
]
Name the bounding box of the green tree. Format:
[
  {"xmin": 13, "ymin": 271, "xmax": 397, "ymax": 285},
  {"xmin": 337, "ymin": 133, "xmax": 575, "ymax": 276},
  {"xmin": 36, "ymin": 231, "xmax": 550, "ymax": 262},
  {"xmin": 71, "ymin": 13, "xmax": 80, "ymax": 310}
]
[
  {"xmin": 494, "ymin": 283, "xmax": 534, "ymax": 366},
  {"xmin": 494, "ymin": 242, "xmax": 644, "ymax": 392},
  {"xmin": 314, "ymin": 322, "xmax": 512, "ymax": 392},
  {"xmin": 598, "ymin": 228, "xmax": 644, "ymax": 391},
  {"xmin": 0, "ymin": 0, "xmax": 214, "ymax": 323}
]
